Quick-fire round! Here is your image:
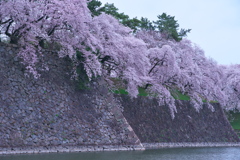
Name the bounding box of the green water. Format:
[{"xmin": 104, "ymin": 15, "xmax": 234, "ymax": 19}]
[{"xmin": 1, "ymin": 147, "xmax": 240, "ymax": 160}]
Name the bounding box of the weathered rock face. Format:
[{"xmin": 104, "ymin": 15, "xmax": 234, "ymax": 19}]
[
  {"xmin": 0, "ymin": 42, "xmax": 140, "ymax": 149},
  {"xmin": 120, "ymin": 95, "xmax": 239, "ymax": 142}
]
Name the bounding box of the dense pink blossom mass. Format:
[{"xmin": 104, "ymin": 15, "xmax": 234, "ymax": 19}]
[{"xmin": 0, "ymin": 0, "xmax": 239, "ymax": 117}]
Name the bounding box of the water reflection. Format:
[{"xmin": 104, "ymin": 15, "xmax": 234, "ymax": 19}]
[{"xmin": 1, "ymin": 147, "xmax": 240, "ymax": 160}]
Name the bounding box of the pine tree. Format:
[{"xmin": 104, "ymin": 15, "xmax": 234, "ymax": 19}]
[{"xmin": 154, "ymin": 13, "xmax": 191, "ymax": 41}]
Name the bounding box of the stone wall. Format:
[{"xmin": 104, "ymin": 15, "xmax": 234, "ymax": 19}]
[
  {"xmin": 0, "ymin": 42, "xmax": 239, "ymax": 153},
  {"xmin": 119, "ymin": 95, "xmax": 239, "ymax": 143},
  {"xmin": 0, "ymin": 42, "xmax": 141, "ymax": 150}
]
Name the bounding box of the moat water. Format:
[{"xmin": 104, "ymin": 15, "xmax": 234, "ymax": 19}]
[{"xmin": 1, "ymin": 147, "xmax": 240, "ymax": 160}]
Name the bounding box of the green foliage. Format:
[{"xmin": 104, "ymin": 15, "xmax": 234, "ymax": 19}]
[
  {"xmin": 39, "ymin": 40, "xmax": 62, "ymax": 50},
  {"xmin": 115, "ymin": 87, "xmax": 148, "ymax": 96},
  {"xmin": 112, "ymin": 87, "xmax": 148, "ymax": 96},
  {"xmin": 76, "ymin": 51, "xmax": 90, "ymax": 90},
  {"xmin": 102, "ymin": 3, "xmax": 141, "ymax": 32},
  {"xmin": 102, "ymin": 4, "xmax": 155, "ymax": 32},
  {"xmin": 87, "ymin": 1, "xmax": 150, "ymax": 32},
  {"xmin": 154, "ymin": 13, "xmax": 191, "ymax": 41},
  {"xmin": 103, "ymin": 3, "xmax": 123, "ymax": 18},
  {"xmin": 122, "ymin": 17, "xmax": 141, "ymax": 32},
  {"xmin": 202, "ymin": 99, "xmax": 218, "ymax": 103},
  {"xmin": 101, "ymin": 3, "xmax": 154, "ymax": 32},
  {"xmin": 171, "ymin": 89, "xmax": 190, "ymax": 100},
  {"xmin": 113, "ymin": 87, "xmax": 191, "ymax": 100},
  {"xmin": 113, "ymin": 88, "xmax": 129, "ymax": 95},
  {"xmin": 138, "ymin": 87, "xmax": 148, "ymax": 96},
  {"xmin": 139, "ymin": 17, "xmax": 155, "ymax": 31},
  {"xmin": 75, "ymin": 48, "xmax": 101, "ymax": 90},
  {"xmin": 87, "ymin": 0, "xmax": 104, "ymax": 16},
  {"xmin": 227, "ymin": 111, "xmax": 240, "ymax": 129},
  {"xmin": 209, "ymin": 100, "xmax": 218, "ymax": 103},
  {"xmin": 87, "ymin": 1, "xmax": 190, "ymax": 38}
]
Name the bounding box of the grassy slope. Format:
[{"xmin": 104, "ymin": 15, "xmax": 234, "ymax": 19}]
[
  {"xmin": 227, "ymin": 112, "xmax": 240, "ymax": 138},
  {"xmin": 228, "ymin": 112, "xmax": 240, "ymax": 130}
]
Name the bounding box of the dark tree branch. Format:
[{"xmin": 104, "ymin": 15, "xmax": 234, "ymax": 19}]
[
  {"xmin": 35, "ymin": 15, "xmax": 46, "ymax": 23},
  {"xmin": 48, "ymin": 25, "xmax": 58, "ymax": 36},
  {"xmin": 13, "ymin": 23, "xmax": 27, "ymax": 37},
  {"xmin": 148, "ymin": 60, "xmax": 160, "ymax": 75},
  {"xmin": 144, "ymin": 83, "xmax": 151, "ymax": 89},
  {"xmin": 100, "ymin": 55, "xmax": 111, "ymax": 63},
  {"xmin": 5, "ymin": 20, "xmax": 14, "ymax": 37},
  {"xmin": 0, "ymin": 19, "xmax": 12, "ymax": 25}
]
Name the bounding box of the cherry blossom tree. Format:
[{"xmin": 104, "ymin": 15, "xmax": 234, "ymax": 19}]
[
  {"xmin": 136, "ymin": 30, "xmax": 228, "ymax": 116},
  {"xmin": 0, "ymin": 0, "xmax": 97, "ymax": 78},
  {"xmin": 221, "ymin": 65, "xmax": 240, "ymax": 110},
  {"xmin": 1, "ymin": 0, "xmax": 239, "ymax": 117},
  {"xmin": 88, "ymin": 13, "xmax": 151, "ymax": 97},
  {"xmin": 0, "ymin": 0, "xmax": 151, "ymax": 97},
  {"xmin": 170, "ymin": 39, "xmax": 225, "ymax": 111}
]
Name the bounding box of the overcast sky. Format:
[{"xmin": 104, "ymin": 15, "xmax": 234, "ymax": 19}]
[{"xmin": 99, "ymin": 0, "xmax": 240, "ymax": 65}]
